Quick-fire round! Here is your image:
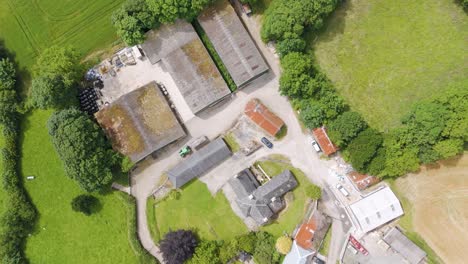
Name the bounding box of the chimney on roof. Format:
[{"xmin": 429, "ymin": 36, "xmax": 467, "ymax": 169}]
[{"xmin": 248, "ymin": 194, "xmax": 254, "ymax": 200}]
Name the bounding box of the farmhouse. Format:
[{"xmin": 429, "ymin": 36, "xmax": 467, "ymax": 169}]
[
  {"xmin": 229, "ymin": 169, "xmax": 297, "ymax": 225},
  {"xmin": 244, "ymin": 99, "xmax": 285, "ymax": 137},
  {"xmin": 167, "ymin": 138, "xmax": 232, "ymax": 188},
  {"xmin": 95, "ymin": 82, "xmax": 185, "ymax": 162},
  {"xmin": 349, "ymin": 187, "xmax": 403, "ymax": 233},
  {"xmin": 141, "ymin": 20, "xmax": 231, "ymax": 114},
  {"xmin": 312, "ymin": 126, "xmax": 338, "ymax": 156},
  {"xmin": 198, "ymin": 1, "xmax": 269, "ymax": 88},
  {"xmin": 382, "ymin": 227, "xmax": 427, "ymax": 264}
]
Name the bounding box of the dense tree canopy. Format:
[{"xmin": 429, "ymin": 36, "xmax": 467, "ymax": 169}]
[
  {"xmin": 279, "ymin": 52, "xmax": 317, "ymax": 98},
  {"xmin": 47, "ymin": 108, "xmax": 117, "ymax": 192},
  {"xmin": 188, "ymin": 240, "xmax": 221, "ymax": 264},
  {"xmin": 160, "ymin": 229, "xmax": 198, "ymax": 264},
  {"xmin": 327, "ymin": 111, "xmax": 367, "ymax": 147},
  {"xmin": 261, "ymin": 0, "xmax": 339, "ymax": 42},
  {"xmin": 277, "ymin": 38, "xmax": 306, "ymax": 58},
  {"xmin": 30, "ymin": 46, "xmax": 81, "ymax": 109},
  {"xmin": 112, "ymin": 0, "xmax": 159, "ymax": 45},
  {"xmin": 146, "ymin": 0, "xmax": 215, "ymax": 23},
  {"xmin": 299, "ymin": 100, "xmax": 325, "ymax": 129},
  {"xmin": 345, "ymin": 128, "xmax": 383, "ymax": 172},
  {"xmin": 0, "ymin": 58, "xmax": 18, "ymax": 123},
  {"xmin": 253, "ymin": 231, "xmax": 280, "ymax": 264}
]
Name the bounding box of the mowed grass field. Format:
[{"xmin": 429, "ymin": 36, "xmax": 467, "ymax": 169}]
[
  {"xmin": 0, "ymin": 0, "xmax": 143, "ymax": 263},
  {"xmin": 150, "ymin": 181, "xmax": 248, "ymax": 242},
  {"xmin": 22, "ymin": 110, "xmax": 139, "ymax": 263},
  {"xmin": 314, "ymin": 0, "xmax": 468, "ymax": 130}
]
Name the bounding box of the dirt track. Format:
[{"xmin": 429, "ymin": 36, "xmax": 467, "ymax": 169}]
[{"xmin": 395, "ymin": 153, "xmax": 468, "ymax": 264}]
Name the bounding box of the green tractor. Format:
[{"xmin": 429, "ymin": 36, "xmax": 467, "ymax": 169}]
[{"xmin": 179, "ymin": 146, "xmax": 192, "ymax": 157}]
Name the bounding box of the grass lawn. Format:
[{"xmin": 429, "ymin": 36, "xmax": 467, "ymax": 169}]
[
  {"xmin": 313, "ymin": 0, "xmax": 468, "ymax": 131},
  {"xmin": 388, "ymin": 180, "xmax": 442, "ymax": 264},
  {"xmin": 255, "ymin": 159, "xmax": 315, "ymax": 237},
  {"xmin": 318, "ymin": 225, "xmax": 332, "ymax": 256},
  {"xmin": 21, "ymin": 110, "xmax": 140, "ymax": 263},
  {"xmin": 223, "ymin": 132, "xmax": 241, "ymax": 153},
  {"xmin": 150, "ymin": 180, "xmax": 248, "ymax": 242}
]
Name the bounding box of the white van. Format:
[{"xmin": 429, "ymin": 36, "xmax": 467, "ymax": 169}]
[
  {"xmin": 311, "ymin": 138, "xmax": 321, "ymax": 152},
  {"xmin": 336, "ymin": 184, "xmax": 350, "ymax": 197}
]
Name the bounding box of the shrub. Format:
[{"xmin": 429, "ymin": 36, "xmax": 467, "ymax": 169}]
[
  {"xmin": 160, "ymin": 230, "xmax": 198, "ymax": 264},
  {"xmin": 275, "ymin": 236, "xmax": 292, "ymax": 254},
  {"xmin": 71, "ymin": 195, "xmax": 99, "ymax": 215},
  {"xmin": 188, "ymin": 240, "xmax": 221, "ymax": 264},
  {"xmin": 305, "ymin": 184, "xmax": 322, "ymax": 200}
]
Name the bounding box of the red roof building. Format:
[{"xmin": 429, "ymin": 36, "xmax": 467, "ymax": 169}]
[
  {"xmin": 312, "ymin": 126, "xmax": 338, "ymax": 156},
  {"xmin": 244, "ymin": 99, "xmax": 285, "ymax": 137},
  {"xmin": 294, "ymin": 210, "xmax": 331, "ymax": 251},
  {"xmin": 295, "ymin": 219, "xmax": 317, "ymax": 250},
  {"xmin": 347, "ymin": 171, "xmax": 380, "ymax": 191}
]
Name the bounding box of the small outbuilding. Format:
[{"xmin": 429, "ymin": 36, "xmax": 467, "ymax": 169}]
[
  {"xmin": 312, "ymin": 126, "xmax": 338, "ymax": 156},
  {"xmin": 244, "ymin": 98, "xmax": 285, "ymax": 137},
  {"xmin": 167, "ymin": 138, "xmax": 232, "ymax": 188}
]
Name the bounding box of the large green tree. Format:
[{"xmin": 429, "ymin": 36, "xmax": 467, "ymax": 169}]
[
  {"xmin": 30, "ymin": 46, "xmax": 81, "ymax": 109},
  {"xmin": 47, "ymin": 108, "xmax": 117, "ymax": 192},
  {"xmin": 0, "ymin": 58, "xmax": 18, "ymax": 123},
  {"xmin": 345, "ymin": 128, "xmax": 383, "ymax": 172},
  {"xmin": 112, "ymin": 0, "xmax": 159, "ymax": 45},
  {"xmin": 279, "ymin": 52, "xmax": 316, "ymax": 98},
  {"xmin": 261, "ymin": 0, "xmax": 338, "ymax": 42},
  {"xmin": 160, "ymin": 229, "xmax": 198, "ymax": 264},
  {"xmin": 188, "ymin": 240, "xmax": 221, "ymax": 264},
  {"xmin": 327, "ymin": 111, "xmax": 367, "ymax": 147},
  {"xmin": 146, "ymin": 0, "xmax": 215, "ymax": 23}
]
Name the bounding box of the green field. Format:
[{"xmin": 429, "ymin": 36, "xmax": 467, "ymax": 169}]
[
  {"xmin": 0, "ymin": 0, "xmax": 142, "ymax": 262},
  {"xmin": 149, "ymin": 181, "xmax": 248, "ymax": 242},
  {"xmin": 314, "ymin": 0, "xmax": 468, "ymax": 130},
  {"xmin": 21, "ymin": 110, "xmax": 139, "ymax": 263},
  {"xmin": 0, "ymin": 0, "xmax": 123, "ymax": 68}
]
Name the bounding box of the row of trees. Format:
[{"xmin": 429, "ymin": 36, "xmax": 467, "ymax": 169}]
[
  {"xmin": 112, "ymin": 0, "xmax": 217, "ymax": 45},
  {"xmin": 262, "ymin": 0, "xmax": 467, "ymax": 179},
  {"xmin": 28, "ymin": 46, "xmax": 127, "ymax": 192},
  {"xmin": 0, "ymin": 48, "xmax": 38, "ymax": 263},
  {"xmin": 159, "ymin": 229, "xmax": 280, "ymax": 264}
]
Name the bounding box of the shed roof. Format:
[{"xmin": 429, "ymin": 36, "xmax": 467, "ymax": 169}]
[
  {"xmin": 198, "ymin": 1, "xmax": 269, "ymax": 87},
  {"xmin": 349, "ymin": 187, "xmax": 404, "ymax": 233},
  {"xmin": 295, "ymin": 211, "xmax": 331, "ymax": 251},
  {"xmin": 347, "ymin": 171, "xmax": 380, "ymax": 191},
  {"xmin": 168, "ymin": 138, "xmax": 232, "ymax": 188},
  {"xmin": 244, "ymin": 99, "xmax": 284, "ymax": 137},
  {"xmin": 95, "ymin": 82, "xmax": 185, "ymax": 162},
  {"xmin": 312, "ymin": 126, "xmax": 338, "ymax": 156},
  {"xmin": 383, "ymin": 227, "xmax": 427, "ymax": 264},
  {"xmin": 141, "ymin": 20, "xmax": 231, "ymax": 114}
]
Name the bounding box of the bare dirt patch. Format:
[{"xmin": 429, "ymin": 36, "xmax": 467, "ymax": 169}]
[{"xmin": 395, "ymin": 154, "xmax": 468, "ymax": 264}]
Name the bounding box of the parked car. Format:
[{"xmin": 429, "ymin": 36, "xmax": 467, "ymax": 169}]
[
  {"xmin": 311, "ymin": 139, "xmax": 321, "ymax": 152},
  {"xmin": 336, "ymin": 184, "xmax": 350, "ymax": 197},
  {"xmin": 261, "ymin": 137, "xmax": 273, "ymax": 149}
]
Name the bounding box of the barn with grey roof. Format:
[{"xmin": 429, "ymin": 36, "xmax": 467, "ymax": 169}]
[
  {"xmin": 198, "ymin": 1, "xmax": 269, "ymax": 88},
  {"xmin": 229, "ymin": 169, "xmax": 297, "ymax": 225},
  {"xmin": 141, "ymin": 20, "xmax": 231, "ymax": 114},
  {"xmin": 383, "ymin": 227, "xmax": 427, "ymax": 264},
  {"xmin": 168, "ymin": 138, "xmax": 232, "ymax": 188}
]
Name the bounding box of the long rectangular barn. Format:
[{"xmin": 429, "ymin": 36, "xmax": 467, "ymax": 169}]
[{"xmin": 198, "ymin": 1, "xmax": 269, "ymax": 88}]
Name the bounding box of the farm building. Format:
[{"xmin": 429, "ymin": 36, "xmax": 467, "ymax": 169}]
[
  {"xmin": 198, "ymin": 1, "xmax": 268, "ymax": 88},
  {"xmin": 383, "ymin": 227, "xmax": 427, "ymax": 264},
  {"xmin": 244, "ymin": 98, "xmax": 285, "ymax": 137},
  {"xmin": 141, "ymin": 20, "xmax": 231, "ymax": 114},
  {"xmin": 312, "ymin": 127, "xmax": 338, "ymax": 156},
  {"xmin": 229, "ymin": 169, "xmax": 297, "ymax": 225},
  {"xmin": 167, "ymin": 138, "xmax": 232, "ymax": 188},
  {"xmin": 282, "ymin": 241, "xmax": 314, "ymax": 264},
  {"xmin": 347, "ymin": 171, "xmax": 380, "ymax": 191},
  {"xmin": 95, "ymin": 82, "xmax": 185, "ymax": 162},
  {"xmin": 349, "ymin": 187, "xmax": 403, "ymax": 233}
]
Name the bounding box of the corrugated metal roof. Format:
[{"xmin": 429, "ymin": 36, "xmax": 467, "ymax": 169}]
[
  {"xmin": 95, "ymin": 82, "xmax": 185, "ymax": 162},
  {"xmin": 312, "ymin": 126, "xmax": 338, "ymax": 156},
  {"xmin": 141, "ymin": 20, "xmax": 231, "ymax": 114},
  {"xmin": 198, "ymin": 1, "xmax": 269, "ymax": 88},
  {"xmin": 168, "ymin": 138, "xmax": 232, "ymax": 188},
  {"xmin": 349, "ymin": 187, "xmax": 404, "ymax": 233},
  {"xmin": 244, "ymin": 98, "xmax": 284, "ymax": 137},
  {"xmin": 383, "ymin": 227, "xmax": 427, "ymax": 264}
]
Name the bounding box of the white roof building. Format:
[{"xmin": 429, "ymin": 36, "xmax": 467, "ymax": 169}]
[{"xmin": 349, "ymin": 186, "xmax": 403, "ymax": 233}]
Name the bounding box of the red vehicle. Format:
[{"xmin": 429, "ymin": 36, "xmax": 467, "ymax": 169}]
[{"xmin": 349, "ymin": 235, "xmax": 369, "ymax": 256}]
